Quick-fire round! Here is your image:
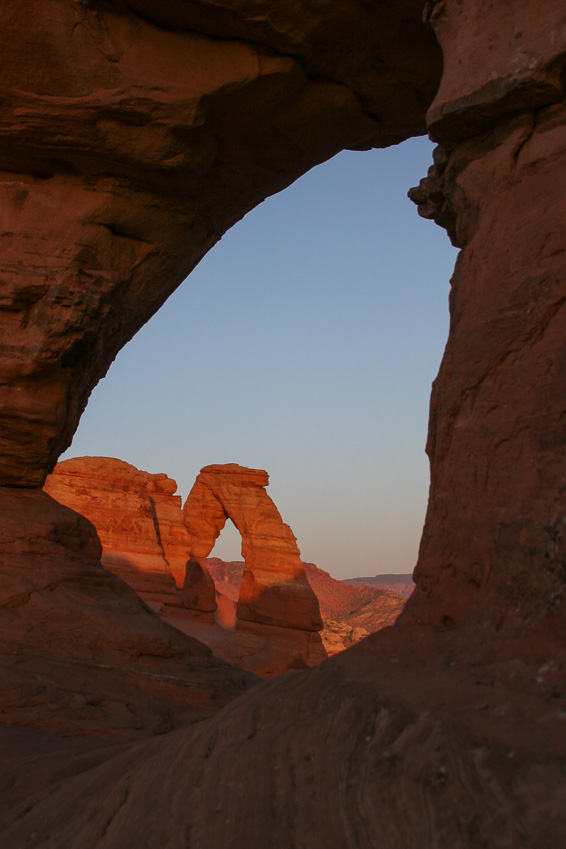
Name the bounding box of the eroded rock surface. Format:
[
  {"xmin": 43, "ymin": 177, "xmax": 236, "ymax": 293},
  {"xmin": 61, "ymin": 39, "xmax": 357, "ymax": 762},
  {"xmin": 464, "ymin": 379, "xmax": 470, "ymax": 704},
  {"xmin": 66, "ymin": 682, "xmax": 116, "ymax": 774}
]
[
  {"xmin": 405, "ymin": 5, "xmax": 566, "ymax": 641},
  {"xmin": 0, "ymin": 487, "xmax": 255, "ymax": 739},
  {"xmin": 184, "ymin": 464, "xmax": 323, "ymax": 633},
  {"xmin": 44, "ymin": 457, "xmax": 183, "ymax": 599},
  {"xmin": 0, "ymin": 0, "xmax": 440, "ymax": 488}
]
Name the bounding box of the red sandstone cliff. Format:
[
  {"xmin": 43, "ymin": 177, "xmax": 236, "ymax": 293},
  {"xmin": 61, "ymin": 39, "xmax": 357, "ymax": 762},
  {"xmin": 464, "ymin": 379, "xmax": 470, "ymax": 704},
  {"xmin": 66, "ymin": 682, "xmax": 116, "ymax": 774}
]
[{"xmin": 44, "ymin": 457, "xmax": 182, "ymax": 599}]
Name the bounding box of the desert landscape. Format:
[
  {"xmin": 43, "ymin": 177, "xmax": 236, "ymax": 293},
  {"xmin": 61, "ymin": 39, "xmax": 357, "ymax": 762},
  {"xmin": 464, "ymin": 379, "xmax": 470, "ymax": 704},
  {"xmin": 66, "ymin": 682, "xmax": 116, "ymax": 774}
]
[
  {"xmin": 1, "ymin": 1, "xmax": 565, "ymax": 847},
  {"xmin": 44, "ymin": 456, "xmax": 406, "ymax": 674}
]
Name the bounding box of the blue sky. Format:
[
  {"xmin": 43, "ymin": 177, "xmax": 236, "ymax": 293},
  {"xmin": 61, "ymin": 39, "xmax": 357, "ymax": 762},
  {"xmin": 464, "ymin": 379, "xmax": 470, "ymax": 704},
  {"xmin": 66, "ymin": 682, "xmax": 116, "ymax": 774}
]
[{"xmin": 63, "ymin": 136, "xmax": 458, "ymax": 579}]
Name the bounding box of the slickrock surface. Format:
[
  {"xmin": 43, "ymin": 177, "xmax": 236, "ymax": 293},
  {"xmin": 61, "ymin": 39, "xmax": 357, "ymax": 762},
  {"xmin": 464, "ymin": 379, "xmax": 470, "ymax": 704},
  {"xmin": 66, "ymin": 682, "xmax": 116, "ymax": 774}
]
[
  {"xmin": 3, "ymin": 625, "xmax": 565, "ymax": 849},
  {"xmin": 44, "ymin": 457, "xmax": 182, "ymax": 599},
  {"xmin": 0, "ymin": 487, "xmax": 256, "ymax": 739},
  {"xmin": 0, "ymin": 0, "xmax": 440, "ymax": 488},
  {"xmin": 184, "ymin": 464, "xmax": 323, "ymax": 633}
]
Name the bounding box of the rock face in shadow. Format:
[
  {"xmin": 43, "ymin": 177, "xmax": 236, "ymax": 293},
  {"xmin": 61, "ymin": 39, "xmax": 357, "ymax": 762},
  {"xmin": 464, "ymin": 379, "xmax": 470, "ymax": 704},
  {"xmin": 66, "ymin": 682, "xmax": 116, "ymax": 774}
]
[
  {"xmin": 404, "ymin": 4, "xmax": 566, "ymax": 640},
  {"xmin": 0, "ymin": 0, "xmax": 440, "ymax": 488},
  {"xmin": 184, "ymin": 464, "xmax": 323, "ymax": 633},
  {"xmin": 3, "ymin": 625, "xmax": 565, "ymax": 849}
]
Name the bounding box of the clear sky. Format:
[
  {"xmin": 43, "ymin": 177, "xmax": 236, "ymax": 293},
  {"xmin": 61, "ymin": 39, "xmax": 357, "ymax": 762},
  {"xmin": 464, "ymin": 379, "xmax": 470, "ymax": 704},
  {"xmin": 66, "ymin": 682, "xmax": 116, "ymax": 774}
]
[{"xmin": 62, "ymin": 136, "xmax": 458, "ymax": 580}]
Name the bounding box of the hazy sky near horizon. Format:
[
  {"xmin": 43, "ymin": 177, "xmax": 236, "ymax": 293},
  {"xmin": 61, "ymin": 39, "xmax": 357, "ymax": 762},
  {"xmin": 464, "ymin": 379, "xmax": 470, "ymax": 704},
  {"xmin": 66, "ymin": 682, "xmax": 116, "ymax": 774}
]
[{"xmin": 62, "ymin": 136, "xmax": 458, "ymax": 580}]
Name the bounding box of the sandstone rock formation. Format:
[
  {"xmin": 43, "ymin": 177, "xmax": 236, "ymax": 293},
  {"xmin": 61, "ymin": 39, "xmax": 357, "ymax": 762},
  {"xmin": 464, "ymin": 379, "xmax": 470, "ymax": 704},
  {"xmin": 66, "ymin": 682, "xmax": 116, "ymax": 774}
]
[
  {"xmin": 1, "ymin": 1, "xmax": 566, "ymax": 846},
  {"xmin": 44, "ymin": 457, "xmax": 327, "ymax": 675},
  {"xmin": 0, "ymin": 0, "xmax": 440, "ymax": 489},
  {"xmin": 207, "ymin": 558, "xmax": 406, "ymax": 654},
  {"xmin": 184, "ymin": 464, "xmax": 323, "ymax": 632},
  {"xmin": 405, "ymin": 4, "xmax": 566, "ymax": 641},
  {"xmin": 0, "ymin": 486, "xmax": 255, "ymax": 738},
  {"xmin": 44, "ymin": 457, "xmax": 185, "ymax": 600}
]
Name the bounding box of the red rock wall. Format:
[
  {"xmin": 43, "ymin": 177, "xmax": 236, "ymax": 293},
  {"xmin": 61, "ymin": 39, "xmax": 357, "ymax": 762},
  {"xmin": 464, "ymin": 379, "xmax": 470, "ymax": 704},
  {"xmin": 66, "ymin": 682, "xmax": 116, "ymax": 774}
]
[
  {"xmin": 404, "ymin": 1, "xmax": 566, "ymax": 643},
  {"xmin": 44, "ymin": 457, "xmax": 181, "ymax": 597}
]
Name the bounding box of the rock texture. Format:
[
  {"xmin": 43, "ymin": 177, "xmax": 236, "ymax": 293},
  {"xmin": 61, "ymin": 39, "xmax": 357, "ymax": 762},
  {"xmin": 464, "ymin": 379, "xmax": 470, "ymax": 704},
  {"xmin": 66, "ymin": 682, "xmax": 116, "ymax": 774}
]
[
  {"xmin": 3, "ymin": 625, "xmax": 565, "ymax": 849},
  {"xmin": 44, "ymin": 457, "xmax": 327, "ymax": 675},
  {"xmin": 2, "ymin": 1, "xmax": 566, "ymax": 846},
  {"xmin": 0, "ymin": 487, "xmax": 255, "ymax": 738},
  {"xmin": 207, "ymin": 558, "xmax": 406, "ymax": 653},
  {"xmin": 0, "ymin": 0, "xmax": 440, "ymax": 488},
  {"xmin": 405, "ymin": 4, "xmax": 566, "ymax": 640},
  {"xmin": 184, "ymin": 464, "xmax": 323, "ymax": 632},
  {"xmin": 44, "ymin": 457, "xmax": 185, "ymax": 599}
]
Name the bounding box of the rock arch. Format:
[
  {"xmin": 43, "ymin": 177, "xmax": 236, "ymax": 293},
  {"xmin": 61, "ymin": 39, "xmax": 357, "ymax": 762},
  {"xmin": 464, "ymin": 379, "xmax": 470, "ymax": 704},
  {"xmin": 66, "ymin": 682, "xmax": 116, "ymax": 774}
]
[
  {"xmin": 0, "ymin": 0, "xmax": 441, "ymax": 488},
  {"xmin": 183, "ymin": 464, "xmax": 323, "ymax": 632}
]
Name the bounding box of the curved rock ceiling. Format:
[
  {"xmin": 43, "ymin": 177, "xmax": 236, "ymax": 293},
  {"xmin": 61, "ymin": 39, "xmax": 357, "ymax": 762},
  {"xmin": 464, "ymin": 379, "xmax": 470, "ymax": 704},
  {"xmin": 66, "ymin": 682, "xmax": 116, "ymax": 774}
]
[{"xmin": 0, "ymin": 0, "xmax": 441, "ymax": 487}]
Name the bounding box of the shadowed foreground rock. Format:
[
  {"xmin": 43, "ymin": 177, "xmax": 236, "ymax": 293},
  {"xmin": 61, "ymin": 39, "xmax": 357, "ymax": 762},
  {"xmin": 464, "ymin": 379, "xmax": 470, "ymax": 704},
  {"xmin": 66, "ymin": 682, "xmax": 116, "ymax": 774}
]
[
  {"xmin": 3, "ymin": 625, "xmax": 565, "ymax": 848},
  {"xmin": 0, "ymin": 487, "xmax": 256, "ymax": 739}
]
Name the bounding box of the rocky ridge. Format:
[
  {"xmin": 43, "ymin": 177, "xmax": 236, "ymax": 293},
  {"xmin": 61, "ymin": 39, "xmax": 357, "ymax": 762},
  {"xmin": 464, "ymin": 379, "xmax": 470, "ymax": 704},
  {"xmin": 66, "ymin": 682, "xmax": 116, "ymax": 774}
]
[{"xmin": 344, "ymin": 573, "xmax": 415, "ymax": 600}]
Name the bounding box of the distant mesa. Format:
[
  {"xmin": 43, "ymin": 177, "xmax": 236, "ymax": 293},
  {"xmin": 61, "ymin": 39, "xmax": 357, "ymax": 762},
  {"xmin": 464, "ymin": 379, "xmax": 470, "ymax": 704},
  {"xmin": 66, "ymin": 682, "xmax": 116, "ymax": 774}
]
[{"xmin": 344, "ymin": 574, "xmax": 415, "ymax": 600}]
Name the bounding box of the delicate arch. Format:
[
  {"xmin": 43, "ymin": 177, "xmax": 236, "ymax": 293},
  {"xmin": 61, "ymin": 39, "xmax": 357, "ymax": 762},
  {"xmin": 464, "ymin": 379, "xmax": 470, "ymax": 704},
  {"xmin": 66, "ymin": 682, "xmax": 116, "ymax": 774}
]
[{"xmin": 183, "ymin": 464, "xmax": 322, "ymax": 631}]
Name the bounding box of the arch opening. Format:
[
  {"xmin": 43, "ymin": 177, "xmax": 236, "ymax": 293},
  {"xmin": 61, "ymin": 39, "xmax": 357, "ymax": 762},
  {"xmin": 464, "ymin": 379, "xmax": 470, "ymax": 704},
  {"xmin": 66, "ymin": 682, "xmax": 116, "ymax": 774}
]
[{"xmin": 61, "ymin": 138, "xmax": 457, "ymax": 586}]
